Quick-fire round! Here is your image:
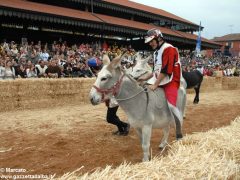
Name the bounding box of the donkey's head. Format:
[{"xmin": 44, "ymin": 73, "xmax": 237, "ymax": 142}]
[
  {"xmin": 89, "ymin": 54, "xmax": 123, "ymax": 105},
  {"xmin": 130, "ymin": 53, "xmax": 152, "ymax": 80}
]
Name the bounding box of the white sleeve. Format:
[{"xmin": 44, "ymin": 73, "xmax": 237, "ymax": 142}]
[{"xmin": 109, "ymin": 97, "xmax": 119, "ymax": 108}]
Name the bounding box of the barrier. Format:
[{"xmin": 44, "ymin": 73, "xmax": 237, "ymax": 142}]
[
  {"xmin": 187, "ymin": 76, "xmax": 239, "ymax": 94},
  {"xmin": 0, "ymin": 77, "xmax": 239, "ymax": 112},
  {"xmin": 0, "ymin": 78, "xmax": 95, "ymax": 112}
]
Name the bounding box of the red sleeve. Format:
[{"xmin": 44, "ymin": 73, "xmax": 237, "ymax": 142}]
[{"xmin": 161, "ymin": 47, "xmax": 176, "ymax": 75}]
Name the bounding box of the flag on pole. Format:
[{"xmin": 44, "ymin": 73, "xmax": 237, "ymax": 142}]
[{"xmin": 195, "ymin": 22, "xmax": 201, "ymax": 55}]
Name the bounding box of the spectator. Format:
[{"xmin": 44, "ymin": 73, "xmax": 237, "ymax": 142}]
[
  {"xmin": 45, "ymin": 59, "xmax": 61, "ymax": 78},
  {"xmin": 40, "ymin": 49, "xmax": 49, "ymax": 61},
  {"xmin": 3, "ymin": 60, "xmax": 15, "ymax": 80},
  {"xmin": 26, "ymin": 64, "xmax": 37, "ymax": 78},
  {"xmin": 80, "ymin": 63, "xmax": 94, "ymax": 78},
  {"xmin": 18, "ymin": 64, "xmax": 27, "ymax": 78},
  {"xmin": 35, "ymin": 60, "xmax": 48, "ymax": 78},
  {"xmin": 0, "ymin": 61, "xmax": 5, "ymax": 79},
  {"xmin": 10, "ymin": 45, "xmax": 18, "ymax": 57}
]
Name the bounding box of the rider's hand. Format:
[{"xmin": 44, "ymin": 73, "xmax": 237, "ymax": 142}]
[
  {"xmin": 137, "ymin": 77, "xmax": 145, "ymax": 82},
  {"xmin": 149, "ymin": 84, "xmax": 158, "ymax": 91}
]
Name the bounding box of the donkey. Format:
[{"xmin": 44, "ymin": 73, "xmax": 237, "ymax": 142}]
[
  {"xmin": 130, "ymin": 53, "xmax": 187, "ymax": 119},
  {"xmin": 182, "ymin": 70, "xmax": 203, "ymax": 104},
  {"xmin": 131, "ymin": 53, "xmax": 203, "ymax": 104},
  {"xmin": 89, "ymin": 54, "xmax": 186, "ymax": 162}
]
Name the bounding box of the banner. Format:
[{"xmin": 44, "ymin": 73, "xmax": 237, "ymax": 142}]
[{"xmin": 195, "ymin": 22, "xmax": 201, "ymax": 55}]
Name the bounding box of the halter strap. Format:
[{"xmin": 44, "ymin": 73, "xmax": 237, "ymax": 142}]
[
  {"xmin": 93, "ymin": 69, "xmax": 149, "ymax": 110},
  {"xmin": 93, "ymin": 73, "xmax": 125, "ymax": 101}
]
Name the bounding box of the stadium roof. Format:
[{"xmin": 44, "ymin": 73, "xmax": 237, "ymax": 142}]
[
  {"xmin": 103, "ymin": 0, "xmax": 198, "ymax": 27},
  {"xmin": 0, "ymin": 0, "xmax": 101, "ymax": 22},
  {"xmin": 0, "ymin": 0, "xmax": 220, "ymax": 49}
]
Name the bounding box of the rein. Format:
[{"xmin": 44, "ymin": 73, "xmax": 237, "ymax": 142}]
[
  {"xmin": 93, "ymin": 68, "xmax": 149, "ymax": 106},
  {"xmin": 115, "ymin": 70, "xmax": 149, "ymax": 102}
]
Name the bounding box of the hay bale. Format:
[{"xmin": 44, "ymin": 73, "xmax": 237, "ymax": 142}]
[
  {"xmin": 214, "ymin": 71, "xmax": 223, "ymax": 78},
  {"xmin": 222, "ymin": 77, "xmax": 229, "ymax": 90},
  {"xmin": 0, "ymin": 78, "xmax": 94, "ymax": 112},
  {"xmin": 200, "ymin": 77, "xmax": 210, "ymax": 92},
  {"xmin": 0, "ymin": 77, "xmax": 238, "ymax": 112},
  {"xmin": 58, "ymin": 116, "xmax": 240, "ymax": 180},
  {"xmin": 223, "ymin": 77, "xmax": 239, "ymax": 90},
  {"xmin": 186, "ymin": 89, "xmax": 194, "ymax": 94},
  {"xmin": 237, "ymin": 77, "xmax": 240, "ymax": 87}
]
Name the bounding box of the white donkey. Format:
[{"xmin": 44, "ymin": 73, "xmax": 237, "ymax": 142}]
[
  {"xmin": 130, "ymin": 53, "xmax": 187, "ymax": 119},
  {"xmin": 89, "ymin": 54, "xmax": 186, "ymax": 162}
]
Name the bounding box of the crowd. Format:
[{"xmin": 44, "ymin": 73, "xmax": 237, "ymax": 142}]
[
  {"xmin": 0, "ymin": 40, "xmax": 135, "ymax": 80},
  {"xmin": 180, "ymin": 54, "xmax": 240, "ymax": 77},
  {"xmin": 0, "ymin": 39, "xmax": 239, "ymax": 80}
]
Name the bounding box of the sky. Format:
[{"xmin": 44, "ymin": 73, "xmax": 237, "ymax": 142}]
[{"xmin": 131, "ymin": 0, "xmax": 240, "ymax": 39}]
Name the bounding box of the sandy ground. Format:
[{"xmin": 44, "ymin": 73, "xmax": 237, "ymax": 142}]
[{"xmin": 0, "ymin": 90, "xmax": 239, "ymax": 177}]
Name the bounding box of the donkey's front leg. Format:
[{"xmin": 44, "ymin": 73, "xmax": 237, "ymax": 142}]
[
  {"xmin": 135, "ymin": 128, "xmax": 142, "ymax": 143},
  {"xmin": 193, "ymin": 86, "xmax": 200, "ymax": 104},
  {"xmin": 159, "ymin": 125, "xmax": 170, "ymax": 149},
  {"xmin": 141, "ymin": 125, "xmax": 152, "ymax": 162}
]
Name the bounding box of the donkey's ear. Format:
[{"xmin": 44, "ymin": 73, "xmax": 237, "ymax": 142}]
[
  {"xmin": 143, "ymin": 55, "xmax": 152, "ymax": 64},
  {"xmin": 108, "ymin": 54, "xmax": 122, "ymax": 70},
  {"xmin": 102, "ymin": 54, "xmax": 110, "ymax": 66},
  {"xmin": 136, "ymin": 52, "xmax": 141, "ymax": 59},
  {"xmin": 134, "ymin": 52, "xmax": 141, "ymax": 61}
]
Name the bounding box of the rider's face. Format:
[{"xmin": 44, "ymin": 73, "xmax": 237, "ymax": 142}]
[{"xmin": 149, "ymin": 39, "xmax": 158, "ymax": 50}]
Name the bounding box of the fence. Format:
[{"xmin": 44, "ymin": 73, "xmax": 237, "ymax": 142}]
[{"xmin": 0, "ymin": 77, "xmax": 239, "ymax": 112}]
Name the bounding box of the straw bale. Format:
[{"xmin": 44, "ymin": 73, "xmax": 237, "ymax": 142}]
[
  {"xmin": 197, "ymin": 77, "xmax": 226, "ymax": 92},
  {"xmin": 222, "ymin": 77, "xmax": 239, "ymax": 90},
  {"xmin": 0, "ymin": 79, "xmax": 93, "ymax": 112},
  {"xmin": 57, "ymin": 116, "xmax": 240, "ymax": 180},
  {"xmin": 186, "ymin": 89, "xmax": 194, "ymax": 94},
  {"xmin": 214, "ymin": 70, "xmax": 223, "ymax": 78},
  {"xmin": 0, "ymin": 77, "xmax": 238, "ymax": 112},
  {"xmin": 0, "ymin": 80, "xmax": 19, "ymax": 98},
  {"xmin": 222, "ymin": 77, "xmax": 229, "ymax": 90},
  {"xmin": 0, "ymin": 98, "xmax": 20, "ymax": 111}
]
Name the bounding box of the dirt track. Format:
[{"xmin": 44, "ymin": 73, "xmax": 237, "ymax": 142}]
[{"xmin": 0, "ymin": 90, "xmax": 239, "ymax": 177}]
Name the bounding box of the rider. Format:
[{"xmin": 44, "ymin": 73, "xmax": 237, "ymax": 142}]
[{"xmin": 141, "ymin": 28, "xmax": 183, "ymax": 138}]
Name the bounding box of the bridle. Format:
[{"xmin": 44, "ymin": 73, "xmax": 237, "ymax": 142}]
[
  {"xmin": 93, "ymin": 69, "xmax": 149, "ymax": 107},
  {"xmin": 93, "ymin": 73, "xmax": 125, "ymax": 102}
]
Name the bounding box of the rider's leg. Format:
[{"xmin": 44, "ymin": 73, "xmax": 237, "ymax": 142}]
[
  {"xmin": 168, "ymin": 102, "xmax": 183, "ymax": 139},
  {"xmin": 163, "ymin": 81, "xmax": 183, "ymax": 140},
  {"xmin": 106, "ymin": 106, "xmax": 129, "ymax": 135},
  {"xmin": 107, "ymin": 106, "xmax": 124, "ymax": 132}
]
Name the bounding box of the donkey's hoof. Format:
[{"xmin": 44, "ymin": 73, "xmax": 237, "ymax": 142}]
[
  {"xmin": 193, "ymin": 100, "xmax": 199, "ymax": 104},
  {"xmin": 159, "ymin": 142, "xmax": 167, "ymax": 149},
  {"xmin": 142, "ymin": 156, "xmax": 150, "ymax": 162},
  {"xmin": 176, "ymin": 134, "xmax": 183, "ymax": 140}
]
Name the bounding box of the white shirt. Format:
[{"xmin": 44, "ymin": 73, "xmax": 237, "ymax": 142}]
[
  {"xmin": 148, "ymin": 42, "xmax": 174, "ymax": 86},
  {"xmin": 40, "ymin": 52, "xmax": 49, "ymax": 61}
]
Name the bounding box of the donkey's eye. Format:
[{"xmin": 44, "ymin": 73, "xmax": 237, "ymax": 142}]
[
  {"xmin": 136, "ymin": 70, "xmax": 141, "ymax": 72},
  {"xmin": 101, "ymin": 77, "xmax": 108, "ymax": 81}
]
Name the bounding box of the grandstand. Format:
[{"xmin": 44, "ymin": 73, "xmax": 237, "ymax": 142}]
[{"xmin": 0, "ymin": 0, "xmax": 220, "ymax": 50}]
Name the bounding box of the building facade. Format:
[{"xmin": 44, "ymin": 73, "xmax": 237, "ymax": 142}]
[
  {"xmin": 0, "ymin": 0, "xmax": 220, "ymax": 50},
  {"xmin": 212, "ymin": 34, "xmax": 240, "ymax": 57}
]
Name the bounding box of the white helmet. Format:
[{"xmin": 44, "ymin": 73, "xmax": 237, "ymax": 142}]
[{"xmin": 144, "ymin": 28, "xmax": 163, "ymax": 43}]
